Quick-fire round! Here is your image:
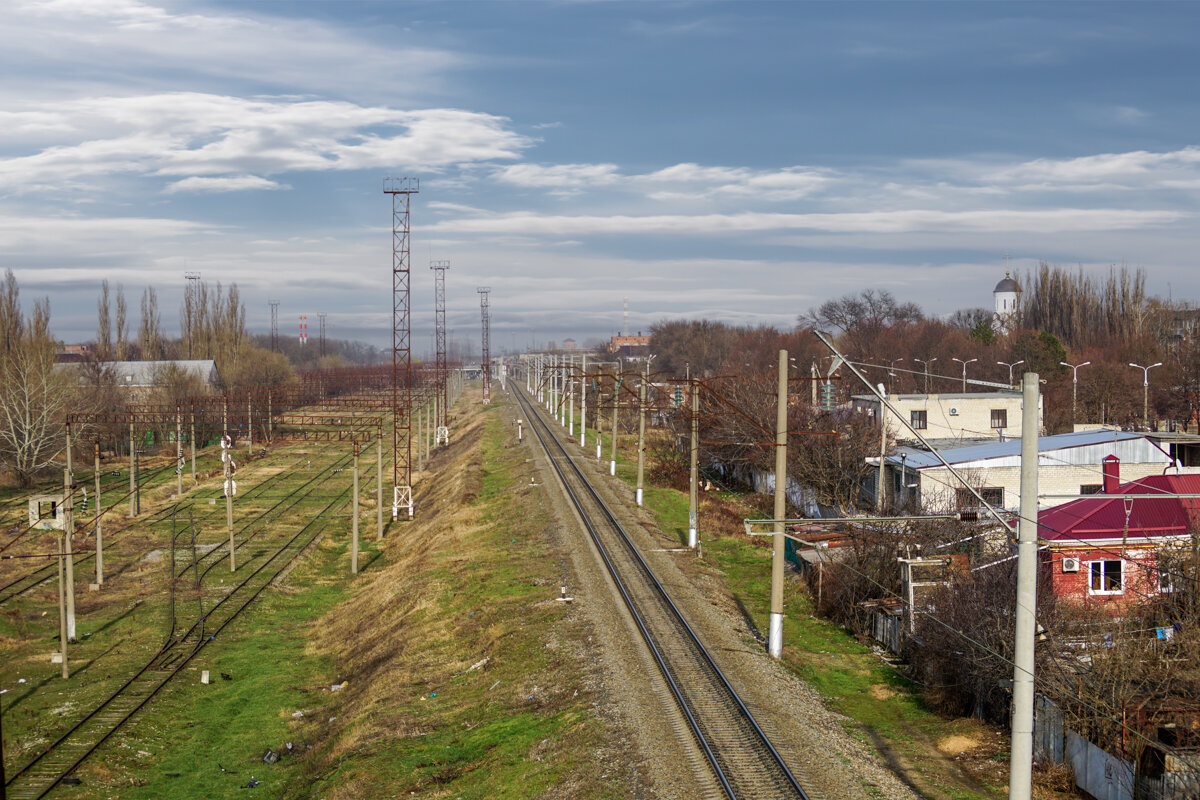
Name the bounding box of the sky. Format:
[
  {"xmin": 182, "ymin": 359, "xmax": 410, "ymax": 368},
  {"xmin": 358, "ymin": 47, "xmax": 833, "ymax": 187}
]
[{"xmin": 2, "ymin": 0, "xmax": 1200, "ymax": 354}]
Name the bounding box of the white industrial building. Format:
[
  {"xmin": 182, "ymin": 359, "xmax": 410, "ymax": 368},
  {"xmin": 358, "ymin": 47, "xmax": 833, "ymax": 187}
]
[{"xmin": 851, "ymin": 390, "xmax": 1041, "ymax": 445}]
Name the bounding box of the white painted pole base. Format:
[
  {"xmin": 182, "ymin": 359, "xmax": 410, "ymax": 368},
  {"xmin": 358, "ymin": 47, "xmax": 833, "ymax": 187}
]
[
  {"xmin": 609, "ymin": 460, "xmax": 616, "ymax": 476},
  {"xmin": 596, "ymin": 442, "xmax": 602, "ymax": 460},
  {"xmin": 569, "ymin": 422, "xmax": 574, "ymax": 437},
  {"xmin": 636, "ymin": 488, "xmax": 643, "ymax": 506},
  {"xmin": 393, "ymin": 485, "xmax": 414, "ymax": 521},
  {"xmin": 688, "ymin": 527, "xmax": 698, "ymax": 548},
  {"xmin": 769, "ymin": 612, "xmax": 784, "ymax": 659},
  {"xmin": 580, "ymin": 433, "xmax": 586, "ymax": 449}
]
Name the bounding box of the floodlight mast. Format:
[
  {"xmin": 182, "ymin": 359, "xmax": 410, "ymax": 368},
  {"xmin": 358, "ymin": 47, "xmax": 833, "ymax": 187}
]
[{"xmin": 384, "ymin": 176, "xmax": 419, "ymax": 520}]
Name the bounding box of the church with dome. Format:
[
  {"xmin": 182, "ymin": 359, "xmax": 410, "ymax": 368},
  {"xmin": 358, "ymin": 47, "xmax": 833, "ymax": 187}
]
[{"xmin": 993, "ymin": 271, "xmax": 1021, "ymax": 334}]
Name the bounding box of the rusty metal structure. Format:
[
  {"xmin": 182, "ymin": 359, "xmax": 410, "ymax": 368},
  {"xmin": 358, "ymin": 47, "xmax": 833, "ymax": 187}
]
[
  {"xmin": 384, "ymin": 177, "xmax": 419, "ymax": 518},
  {"xmin": 478, "ymin": 287, "xmax": 491, "ymax": 404}
]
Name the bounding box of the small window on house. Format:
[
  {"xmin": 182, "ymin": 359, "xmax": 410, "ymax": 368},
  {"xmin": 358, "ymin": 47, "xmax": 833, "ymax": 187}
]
[
  {"xmin": 1089, "ymin": 560, "xmax": 1124, "ymax": 594},
  {"xmin": 955, "ymin": 487, "xmax": 1004, "ymax": 509},
  {"xmin": 990, "ymin": 409, "xmax": 1008, "ymax": 429},
  {"xmin": 911, "ymin": 410, "xmax": 927, "ymax": 430},
  {"xmin": 1080, "ymin": 484, "xmax": 1103, "ymax": 495}
]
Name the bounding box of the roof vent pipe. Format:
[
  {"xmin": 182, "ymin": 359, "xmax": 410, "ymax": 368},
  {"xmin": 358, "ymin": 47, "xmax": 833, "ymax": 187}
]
[{"xmin": 1102, "ymin": 454, "xmax": 1120, "ymax": 494}]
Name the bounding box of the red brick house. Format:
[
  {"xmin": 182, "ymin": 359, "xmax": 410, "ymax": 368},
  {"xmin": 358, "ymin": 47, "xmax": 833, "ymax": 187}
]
[{"xmin": 1038, "ymin": 458, "xmax": 1200, "ymax": 611}]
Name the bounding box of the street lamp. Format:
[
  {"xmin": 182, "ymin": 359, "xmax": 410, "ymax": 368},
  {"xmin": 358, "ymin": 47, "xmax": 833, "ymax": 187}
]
[
  {"xmin": 1129, "ymin": 362, "xmax": 1163, "ymax": 429},
  {"xmin": 888, "ymin": 358, "xmax": 904, "ymax": 394},
  {"xmin": 912, "ymin": 357, "xmax": 937, "ymax": 394},
  {"xmin": 951, "ymin": 357, "xmax": 978, "ymax": 391},
  {"xmin": 997, "ymin": 360, "xmax": 1025, "ymax": 388},
  {"xmin": 1059, "ymin": 361, "xmax": 1091, "ymax": 426}
]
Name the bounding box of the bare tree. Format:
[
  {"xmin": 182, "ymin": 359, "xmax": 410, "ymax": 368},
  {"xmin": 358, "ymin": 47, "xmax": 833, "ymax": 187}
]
[
  {"xmin": 139, "ymin": 286, "xmax": 163, "ymax": 359},
  {"xmin": 96, "ymin": 279, "xmax": 112, "ymax": 360},
  {"xmin": 114, "ymin": 284, "xmax": 128, "ymax": 360},
  {"xmin": 0, "ymin": 276, "xmax": 74, "ymax": 486}
]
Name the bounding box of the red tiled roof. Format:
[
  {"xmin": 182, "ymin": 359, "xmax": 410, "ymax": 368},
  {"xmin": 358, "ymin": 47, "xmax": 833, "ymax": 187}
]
[{"xmin": 1039, "ymin": 474, "xmax": 1200, "ymax": 542}]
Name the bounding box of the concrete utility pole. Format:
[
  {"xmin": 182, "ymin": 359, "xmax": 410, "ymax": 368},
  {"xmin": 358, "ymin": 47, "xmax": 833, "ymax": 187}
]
[
  {"xmin": 176, "ymin": 406, "xmax": 183, "ymax": 496},
  {"xmin": 352, "ymin": 443, "xmax": 360, "ymax": 575},
  {"xmin": 1008, "ymin": 372, "xmax": 1041, "ymax": 800},
  {"xmin": 55, "ymin": 496, "xmax": 68, "ymax": 679},
  {"xmin": 636, "ymin": 376, "xmax": 647, "ymax": 506},
  {"xmin": 62, "ymin": 431, "xmax": 76, "ymax": 643},
  {"xmin": 610, "ymin": 370, "xmax": 621, "ymax": 476},
  {"xmin": 769, "ymin": 350, "xmax": 788, "ymax": 659},
  {"xmin": 190, "ymin": 408, "xmax": 196, "ymax": 481},
  {"xmin": 1130, "ymin": 361, "xmax": 1162, "ymax": 429},
  {"xmin": 579, "ymin": 354, "xmax": 588, "ymax": 449},
  {"xmin": 688, "ymin": 378, "xmax": 699, "ymax": 549},
  {"xmin": 128, "ymin": 420, "xmax": 135, "ymax": 518},
  {"xmin": 569, "ymin": 359, "xmax": 575, "ymax": 438},
  {"xmin": 376, "ymin": 431, "xmax": 384, "ymax": 540},
  {"xmin": 93, "ymin": 442, "xmax": 103, "ymax": 586},
  {"xmin": 877, "ymin": 383, "xmax": 887, "ymax": 513},
  {"xmin": 223, "ymin": 435, "xmax": 235, "ymax": 572}
]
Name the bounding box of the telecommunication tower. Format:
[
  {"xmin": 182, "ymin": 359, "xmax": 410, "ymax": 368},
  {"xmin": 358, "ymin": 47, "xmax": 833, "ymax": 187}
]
[
  {"xmin": 317, "ymin": 312, "xmax": 327, "ymax": 358},
  {"xmin": 299, "ymin": 314, "xmax": 307, "ymax": 346},
  {"xmin": 384, "ymin": 176, "xmax": 419, "ymax": 519},
  {"xmin": 478, "ymin": 287, "xmax": 491, "ymax": 404},
  {"xmin": 431, "ymin": 261, "xmax": 450, "ymax": 444},
  {"xmin": 269, "ymin": 301, "xmax": 279, "ymax": 352}
]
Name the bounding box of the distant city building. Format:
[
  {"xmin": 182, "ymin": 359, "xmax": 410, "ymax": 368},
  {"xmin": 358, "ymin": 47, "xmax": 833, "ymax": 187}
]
[
  {"xmin": 55, "ymin": 343, "xmax": 94, "ymax": 363},
  {"xmin": 992, "ymin": 271, "xmax": 1021, "ymax": 334},
  {"xmin": 562, "ymin": 338, "xmax": 577, "ymax": 350},
  {"xmin": 608, "ymin": 332, "xmax": 650, "ymax": 356}
]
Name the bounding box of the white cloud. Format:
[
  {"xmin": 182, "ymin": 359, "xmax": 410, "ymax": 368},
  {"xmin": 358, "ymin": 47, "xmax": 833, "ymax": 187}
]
[
  {"xmin": 165, "ymin": 175, "xmax": 287, "ymax": 194},
  {"xmin": 0, "ymin": 94, "xmax": 533, "ymax": 195}
]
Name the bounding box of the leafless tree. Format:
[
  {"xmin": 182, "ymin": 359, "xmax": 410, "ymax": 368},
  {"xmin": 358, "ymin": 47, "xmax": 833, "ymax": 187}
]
[
  {"xmin": 114, "ymin": 284, "xmax": 128, "ymax": 360},
  {"xmin": 139, "ymin": 286, "xmax": 164, "ymax": 359},
  {"xmin": 96, "ymin": 279, "xmax": 112, "ymax": 360}
]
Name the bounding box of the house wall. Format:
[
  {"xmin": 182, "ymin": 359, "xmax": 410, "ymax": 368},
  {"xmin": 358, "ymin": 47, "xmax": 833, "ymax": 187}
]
[
  {"xmin": 915, "ymin": 462, "xmax": 1169, "ymax": 512},
  {"xmin": 853, "ymin": 393, "xmax": 1038, "ymax": 443},
  {"xmin": 1045, "ymin": 547, "xmax": 1166, "ymax": 611}
]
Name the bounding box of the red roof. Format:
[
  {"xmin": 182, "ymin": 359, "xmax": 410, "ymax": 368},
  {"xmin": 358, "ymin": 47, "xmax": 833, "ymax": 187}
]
[{"xmin": 1039, "ymin": 474, "xmax": 1200, "ymax": 542}]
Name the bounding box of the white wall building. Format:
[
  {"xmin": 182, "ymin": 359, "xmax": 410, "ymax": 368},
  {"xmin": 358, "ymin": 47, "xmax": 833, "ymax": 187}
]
[
  {"xmin": 851, "ymin": 390, "xmax": 1040, "ymax": 444},
  {"xmin": 993, "ymin": 271, "xmax": 1021, "ymax": 334},
  {"xmin": 880, "ymin": 430, "xmax": 1177, "ymax": 513}
]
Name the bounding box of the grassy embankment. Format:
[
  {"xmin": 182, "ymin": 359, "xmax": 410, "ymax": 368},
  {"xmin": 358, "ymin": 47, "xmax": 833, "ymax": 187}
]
[{"xmin": 5, "ymin": 399, "xmax": 628, "ymax": 799}]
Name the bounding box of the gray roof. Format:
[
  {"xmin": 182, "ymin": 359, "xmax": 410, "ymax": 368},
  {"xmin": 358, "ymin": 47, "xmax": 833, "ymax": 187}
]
[
  {"xmin": 994, "ymin": 275, "xmax": 1020, "ymax": 293},
  {"xmin": 106, "ymin": 360, "xmax": 220, "ymax": 387},
  {"xmin": 886, "ymin": 429, "xmax": 1170, "ymax": 470}
]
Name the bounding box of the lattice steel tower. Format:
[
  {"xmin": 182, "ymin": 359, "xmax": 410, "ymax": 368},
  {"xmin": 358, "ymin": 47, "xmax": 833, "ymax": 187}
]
[
  {"xmin": 478, "ymin": 287, "xmax": 491, "ymax": 403},
  {"xmin": 431, "ymin": 261, "xmax": 450, "ymax": 441},
  {"xmin": 317, "ymin": 312, "xmax": 327, "ymax": 358},
  {"xmin": 384, "ymin": 176, "xmax": 419, "ymax": 519},
  {"xmin": 269, "ymin": 301, "xmax": 279, "ymax": 352}
]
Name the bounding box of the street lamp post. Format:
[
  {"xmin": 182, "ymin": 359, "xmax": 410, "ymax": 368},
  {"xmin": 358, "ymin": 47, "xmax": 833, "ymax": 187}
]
[
  {"xmin": 1129, "ymin": 362, "xmax": 1163, "ymax": 429},
  {"xmin": 912, "ymin": 357, "xmax": 937, "ymax": 394},
  {"xmin": 951, "ymin": 357, "xmax": 978, "ymax": 392},
  {"xmin": 997, "ymin": 359, "xmax": 1025, "ymax": 389},
  {"xmin": 888, "ymin": 358, "xmax": 904, "ymax": 394},
  {"xmin": 1059, "ymin": 361, "xmax": 1091, "ymax": 426}
]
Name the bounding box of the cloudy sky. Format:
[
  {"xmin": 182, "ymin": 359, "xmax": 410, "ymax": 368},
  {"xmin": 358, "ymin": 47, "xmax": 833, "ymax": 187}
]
[{"xmin": 3, "ymin": 0, "xmax": 1199, "ymax": 353}]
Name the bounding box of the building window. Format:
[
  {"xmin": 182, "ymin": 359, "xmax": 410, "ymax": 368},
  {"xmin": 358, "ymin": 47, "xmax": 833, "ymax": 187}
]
[
  {"xmin": 1080, "ymin": 484, "xmax": 1102, "ymax": 495},
  {"xmin": 990, "ymin": 409, "xmax": 1008, "ymax": 429},
  {"xmin": 1089, "ymin": 560, "xmax": 1124, "ymax": 595},
  {"xmin": 955, "ymin": 487, "xmax": 1004, "ymax": 509},
  {"xmin": 911, "ymin": 410, "xmax": 927, "ymax": 430}
]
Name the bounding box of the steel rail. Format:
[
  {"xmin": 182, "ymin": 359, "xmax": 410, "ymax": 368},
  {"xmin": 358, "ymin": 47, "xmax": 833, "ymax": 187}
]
[
  {"xmin": 4, "ymin": 468, "xmax": 353, "ymax": 798},
  {"xmin": 513, "ymin": 383, "xmax": 808, "ymax": 800}
]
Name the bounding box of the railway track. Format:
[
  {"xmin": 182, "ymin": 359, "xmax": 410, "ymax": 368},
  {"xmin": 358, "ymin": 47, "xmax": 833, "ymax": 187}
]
[
  {"xmin": 0, "ymin": 444, "xmax": 349, "ymax": 605},
  {"xmin": 3, "ymin": 464, "xmax": 353, "ymax": 799},
  {"xmin": 512, "ymin": 383, "xmax": 810, "ymax": 799}
]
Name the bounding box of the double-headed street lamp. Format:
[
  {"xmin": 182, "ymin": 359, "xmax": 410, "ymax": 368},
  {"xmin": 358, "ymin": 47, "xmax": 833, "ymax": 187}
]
[
  {"xmin": 1129, "ymin": 362, "xmax": 1163, "ymax": 429},
  {"xmin": 951, "ymin": 357, "xmax": 978, "ymax": 391},
  {"xmin": 1059, "ymin": 361, "xmax": 1091, "ymax": 425},
  {"xmin": 912, "ymin": 357, "xmax": 937, "ymax": 393},
  {"xmin": 997, "ymin": 360, "xmax": 1025, "ymax": 388}
]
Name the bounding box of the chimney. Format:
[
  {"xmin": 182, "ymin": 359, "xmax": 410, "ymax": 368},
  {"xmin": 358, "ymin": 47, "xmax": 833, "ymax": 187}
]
[{"xmin": 1102, "ymin": 454, "xmax": 1120, "ymax": 494}]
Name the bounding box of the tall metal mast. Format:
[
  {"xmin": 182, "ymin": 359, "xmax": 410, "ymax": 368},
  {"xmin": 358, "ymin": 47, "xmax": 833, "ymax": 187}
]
[
  {"xmin": 431, "ymin": 261, "xmax": 449, "ymax": 425},
  {"xmin": 384, "ymin": 176, "xmax": 419, "ymax": 519},
  {"xmin": 478, "ymin": 287, "xmax": 491, "ymax": 403}
]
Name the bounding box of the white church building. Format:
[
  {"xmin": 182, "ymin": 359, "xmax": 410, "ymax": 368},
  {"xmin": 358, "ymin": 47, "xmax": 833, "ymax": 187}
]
[{"xmin": 993, "ymin": 271, "xmax": 1021, "ymax": 334}]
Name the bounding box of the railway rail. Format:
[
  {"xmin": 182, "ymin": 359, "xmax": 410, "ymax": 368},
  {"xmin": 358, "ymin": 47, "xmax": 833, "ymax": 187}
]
[
  {"xmin": 512, "ymin": 383, "xmax": 810, "ymax": 799},
  {"xmin": 3, "ymin": 459, "xmax": 354, "ymax": 799}
]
